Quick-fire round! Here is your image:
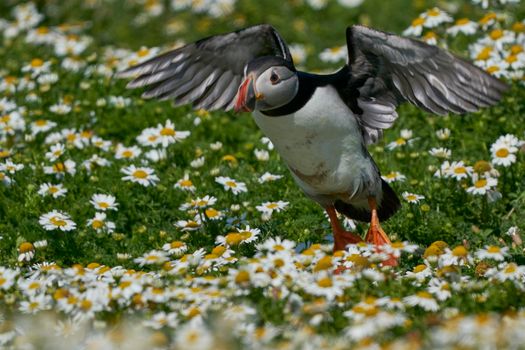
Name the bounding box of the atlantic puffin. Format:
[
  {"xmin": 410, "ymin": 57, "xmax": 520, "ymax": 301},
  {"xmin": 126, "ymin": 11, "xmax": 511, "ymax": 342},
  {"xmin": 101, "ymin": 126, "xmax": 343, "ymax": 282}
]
[{"xmin": 117, "ymin": 24, "xmax": 508, "ymax": 256}]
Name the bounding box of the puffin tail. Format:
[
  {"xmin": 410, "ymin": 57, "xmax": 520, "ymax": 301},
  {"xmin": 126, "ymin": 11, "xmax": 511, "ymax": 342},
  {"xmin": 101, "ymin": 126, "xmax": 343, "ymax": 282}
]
[{"xmin": 334, "ymin": 179, "xmax": 401, "ymax": 222}]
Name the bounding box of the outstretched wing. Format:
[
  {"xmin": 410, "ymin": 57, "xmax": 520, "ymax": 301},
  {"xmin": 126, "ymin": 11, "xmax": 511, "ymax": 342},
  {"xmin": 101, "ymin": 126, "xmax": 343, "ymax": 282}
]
[
  {"xmin": 117, "ymin": 24, "xmax": 293, "ymax": 111},
  {"xmin": 343, "ymin": 25, "xmax": 508, "ymax": 144}
]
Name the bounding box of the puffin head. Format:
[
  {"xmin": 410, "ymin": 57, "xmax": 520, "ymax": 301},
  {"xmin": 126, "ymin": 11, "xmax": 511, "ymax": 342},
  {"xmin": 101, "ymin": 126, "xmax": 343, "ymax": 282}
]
[{"xmin": 234, "ymin": 56, "xmax": 298, "ymax": 113}]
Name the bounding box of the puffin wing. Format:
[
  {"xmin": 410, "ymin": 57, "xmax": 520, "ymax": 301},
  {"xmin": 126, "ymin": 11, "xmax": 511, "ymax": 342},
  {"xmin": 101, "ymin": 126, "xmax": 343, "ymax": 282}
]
[
  {"xmin": 344, "ymin": 25, "xmax": 509, "ymax": 144},
  {"xmin": 117, "ymin": 24, "xmax": 293, "ymax": 111}
]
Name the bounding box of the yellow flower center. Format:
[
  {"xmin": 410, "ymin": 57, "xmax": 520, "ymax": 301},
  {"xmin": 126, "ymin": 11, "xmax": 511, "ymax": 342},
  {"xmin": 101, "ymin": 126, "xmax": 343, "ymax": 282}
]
[
  {"xmin": 474, "ymin": 179, "xmax": 487, "ymax": 188},
  {"xmin": 98, "ymin": 202, "xmax": 110, "ymax": 209},
  {"xmin": 456, "ymin": 18, "xmax": 470, "ymax": 25},
  {"xmin": 132, "ymin": 170, "xmax": 148, "ymax": 179},
  {"xmin": 486, "ymin": 66, "xmax": 500, "ymax": 74},
  {"xmin": 396, "ymin": 138, "xmax": 406, "ymax": 145},
  {"xmin": 212, "ymin": 246, "xmax": 226, "ymax": 256},
  {"xmin": 412, "ymin": 17, "xmax": 425, "ymax": 26},
  {"xmin": 80, "ymin": 299, "xmax": 92, "ymax": 311},
  {"xmin": 479, "ymin": 12, "xmax": 497, "ymax": 25},
  {"xmin": 160, "ymin": 127, "xmax": 175, "ymax": 136},
  {"xmin": 92, "ymin": 220, "xmax": 104, "ymax": 229},
  {"xmin": 506, "ymin": 54, "xmax": 518, "ymax": 64},
  {"xmin": 487, "ymin": 246, "xmax": 500, "ymax": 253},
  {"xmin": 225, "ymin": 181, "xmax": 237, "ymax": 188},
  {"xmin": 137, "ymin": 47, "xmax": 150, "ymax": 57},
  {"xmin": 31, "ymin": 58, "xmax": 44, "ymax": 67},
  {"xmin": 416, "ymin": 291, "xmax": 433, "ymax": 299},
  {"xmin": 406, "ymin": 195, "xmax": 417, "ymax": 201},
  {"xmin": 426, "ymin": 8, "xmax": 440, "ymax": 17},
  {"xmin": 179, "ymin": 179, "xmax": 193, "ymax": 187},
  {"xmin": 452, "ymin": 245, "xmax": 468, "ymax": 257},
  {"xmin": 505, "ymin": 264, "xmax": 517, "ymax": 274},
  {"xmin": 489, "ymin": 29, "xmax": 503, "ymax": 40},
  {"xmin": 314, "ymin": 256, "xmax": 332, "ymax": 272},
  {"xmin": 274, "ymin": 244, "xmax": 285, "ymax": 251},
  {"xmin": 34, "ymin": 119, "xmax": 47, "ymax": 126},
  {"xmin": 454, "ymin": 167, "xmax": 466, "ymax": 174},
  {"xmin": 205, "ymin": 208, "xmax": 219, "ymax": 218},
  {"xmin": 235, "ymin": 270, "xmax": 250, "ymax": 284},
  {"xmin": 495, "ymin": 148, "xmax": 509, "ymax": 158},
  {"xmin": 512, "ymin": 22, "xmax": 525, "ymax": 33},
  {"xmin": 50, "ymin": 216, "xmax": 66, "ymax": 227},
  {"xmin": 20, "ymin": 242, "xmax": 34, "ymax": 253},
  {"xmin": 329, "ymin": 47, "xmax": 342, "ymax": 53},
  {"xmin": 476, "ymin": 47, "xmax": 493, "ymax": 61},
  {"xmin": 266, "ymin": 203, "xmax": 279, "ymax": 209},
  {"xmin": 510, "ymin": 45, "xmax": 524, "ymax": 55},
  {"xmin": 225, "ymin": 233, "xmax": 243, "ymax": 245},
  {"xmin": 317, "ymin": 278, "xmax": 333, "ymax": 288},
  {"xmin": 122, "ymin": 150, "xmax": 133, "ymax": 158},
  {"xmin": 413, "ymin": 264, "xmax": 427, "ymax": 273},
  {"xmin": 171, "ymin": 241, "xmax": 184, "ymax": 249}
]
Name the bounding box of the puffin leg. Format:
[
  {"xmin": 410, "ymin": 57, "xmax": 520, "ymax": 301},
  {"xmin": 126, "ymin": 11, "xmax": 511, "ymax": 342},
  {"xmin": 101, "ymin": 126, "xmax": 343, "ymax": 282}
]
[
  {"xmin": 325, "ymin": 205, "xmax": 363, "ymax": 252},
  {"xmin": 365, "ymin": 197, "xmax": 398, "ymax": 266}
]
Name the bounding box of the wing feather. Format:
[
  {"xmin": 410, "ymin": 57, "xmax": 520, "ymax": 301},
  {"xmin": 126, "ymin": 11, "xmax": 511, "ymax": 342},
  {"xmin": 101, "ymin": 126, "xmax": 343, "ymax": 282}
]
[
  {"xmin": 117, "ymin": 24, "xmax": 293, "ymax": 111},
  {"xmin": 344, "ymin": 25, "xmax": 508, "ymax": 144}
]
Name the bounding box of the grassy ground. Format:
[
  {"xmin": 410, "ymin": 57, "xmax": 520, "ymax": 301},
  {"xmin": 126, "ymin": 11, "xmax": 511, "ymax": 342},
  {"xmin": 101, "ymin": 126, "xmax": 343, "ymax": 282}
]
[{"xmin": 1, "ymin": 0, "xmax": 525, "ymax": 348}]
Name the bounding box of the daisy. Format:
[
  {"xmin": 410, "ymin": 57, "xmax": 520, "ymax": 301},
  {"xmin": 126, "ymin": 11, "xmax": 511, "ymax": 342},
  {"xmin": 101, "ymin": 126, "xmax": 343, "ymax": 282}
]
[
  {"xmin": 421, "ymin": 8, "xmax": 452, "ymax": 28},
  {"xmin": 179, "ymin": 195, "xmax": 217, "ymax": 211},
  {"xmin": 254, "ymin": 149, "xmax": 269, "ymax": 161},
  {"xmin": 466, "ymin": 174, "xmax": 498, "ymax": 195},
  {"xmin": 115, "ymin": 144, "xmax": 142, "ymax": 160},
  {"xmin": 261, "ymin": 137, "xmax": 274, "ymax": 150},
  {"xmin": 154, "ymin": 119, "xmax": 190, "ymax": 147},
  {"xmin": 91, "ymin": 136, "xmax": 112, "ymax": 151},
  {"xmin": 174, "ymin": 174, "xmax": 196, "ymax": 192},
  {"xmin": 255, "ymin": 201, "xmax": 289, "ymax": 219},
  {"xmin": 319, "ymin": 45, "xmax": 347, "ymax": 63},
  {"xmin": 121, "ymin": 165, "xmax": 159, "ymax": 186},
  {"xmin": 0, "ymin": 160, "xmax": 24, "ymax": 174},
  {"xmin": 402, "ymin": 192, "xmax": 425, "ymax": 204},
  {"xmin": 134, "ymin": 250, "xmax": 168, "ymax": 266},
  {"xmin": 88, "ymin": 194, "xmax": 118, "ymax": 211},
  {"xmin": 215, "ymin": 176, "xmax": 247, "ymax": 195},
  {"xmin": 174, "ymin": 320, "xmax": 213, "ymax": 350},
  {"xmin": 289, "ymin": 43, "xmax": 307, "ymax": 64},
  {"xmin": 203, "ymin": 208, "xmax": 223, "ymax": 221},
  {"xmin": 162, "ymin": 241, "xmax": 188, "ymax": 256},
  {"xmin": 386, "ymin": 129, "xmax": 414, "ymax": 150},
  {"xmin": 258, "ymin": 172, "xmax": 283, "ymax": 183},
  {"xmin": 428, "ymin": 147, "xmax": 451, "ymax": 159},
  {"xmin": 37, "ymin": 183, "xmax": 67, "ymax": 198},
  {"xmin": 446, "ymin": 161, "xmax": 473, "ymax": 180},
  {"xmin": 475, "ymin": 245, "xmax": 508, "ymax": 261},
  {"xmin": 447, "ymin": 18, "xmax": 478, "ymax": 36},
  {"xmin": 403, "ymin": 291, "xmax": 439, "ymax": 311},
  {"xmin": 435, "ymin": 128, "xmax": 451, "ymax": 140},
  {"xmin": 190, "ymin": 156, "xmax": 205, "ymax": 168},
  {"xmin": 403, "ymin": 17, "xmax": 426, "ymax": 37},
  {"xmin": 257, "ymin": 236, "xmax": 296, "ymax": 252},
  {"xmin": 210, "ymin": 141, "xmax": 223, "ymax": 150},
  {"xmin": 49, "ymin": 102, "xmax": 72, "ymax": 115},
  {"xmin": 45, "ymin": 143, "xmax": 65, "ymax": 162},
  {"xmin": 490, "ymin": 139, "xmax": 517, "ymax": 167},
  {"xmin": 82, "ymin": 154, "xmax": 111, "ymax": 172},
  {"xmin": 30, "ymin": 119, "xmax": 56, "ymax": 135},
  {"xmin": 175, "ymin": 219, "xmax": 201, "ymax": 231},
  {"xmin": 381, "ymin": 171, "xmax": 406, "ymax": 183},
  {"xmin": 87, "ymin": 212, "xmax": 115, "ymax": 233},
  {"xmin": 18, "ymin": 242, "xmax": 35, "ymax": 262},
  {"xmin": 21, "ymin": 58, "xmax": 51, "ymax": 77},
  {"xmin": 19, "ymin": 294, "xmax": 52, "ymax": 314},
  {"xmin": 44, "ymin": 159, "xmax": 77, "ymax": 178},
  {"xmin": 137, "ymin": 127, "xmax": 161, "ymax": 147},
  {"xmin": 39, "ymin": 210, "xmax": 76, "ymax": 231}
]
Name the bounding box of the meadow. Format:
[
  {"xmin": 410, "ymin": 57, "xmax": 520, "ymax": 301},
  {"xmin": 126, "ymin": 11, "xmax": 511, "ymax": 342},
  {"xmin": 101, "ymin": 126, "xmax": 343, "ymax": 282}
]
[{"xmin": 0, "ymin": 0, "xmax": 525, "ymax": 348}]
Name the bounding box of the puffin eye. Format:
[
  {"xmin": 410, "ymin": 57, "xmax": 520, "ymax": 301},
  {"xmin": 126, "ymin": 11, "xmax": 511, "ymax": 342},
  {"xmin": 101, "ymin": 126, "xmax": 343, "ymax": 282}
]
[{"xmin": 270, "ymin": 72, "xmax": 280, "ymax": 85}]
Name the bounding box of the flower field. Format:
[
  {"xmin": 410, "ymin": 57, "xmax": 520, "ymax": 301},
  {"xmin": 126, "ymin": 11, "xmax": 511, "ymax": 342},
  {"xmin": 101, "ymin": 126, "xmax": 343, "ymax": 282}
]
[{"xmin": 1, "ymin": 0, "xmax": 525, "ymax": 348}]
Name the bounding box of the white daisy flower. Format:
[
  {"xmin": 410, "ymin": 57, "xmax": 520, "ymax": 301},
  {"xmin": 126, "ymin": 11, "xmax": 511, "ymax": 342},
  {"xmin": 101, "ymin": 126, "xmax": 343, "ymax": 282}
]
[
  {"xmin": 491, "ymin": 139, "xmax": 518, "ymax": 167},
  {"xmin": 256, "ymin": 201, "xmax": 289, "ymax": 220},
  {"xmin": 154, "ymin": 119, "xmax": 190, "ymax": 147},
  {"xmin": 435, "ymin": 128, "xmax": 451, "ymax": 140},
  {"xmin": 403, "ymin": 17, "xmax": 426, "ymax": 37},
  {"xmin": 402, "ymin": 192, "xmax": 425, "ymax": 204},
  {"xmin": 30, "ymin": 119, "xmax": 57, "ymax": 135},
  {"xmin": 254, "ymin": 149, "xmax": 269, "ymax": 161},
  {"xmin": 90, "ymin": 194, "xmax": 118, "ymax": 211},
  {"xmin": 39, "ymin": 210, "xmax": 76, "ymax": 231},
  {"xmin": 466, "ymin": 174, "xmax": 498, "ymax": 195},
  {"xmin": 115, "ymin": 144, "xmax": 142, "ymax": 160},
  {"xmin": 258, "ymin": 172, "xmax": 283, "ymax": 183},
  {"xmin": 43, "ymin": 159, "xmax": 76, "ymax": 177},
  {"xmin": 446, "ymin": 161, "xmax": 473, "ymax": 180},
  {"xmin": 174, "ymin": 174, "xmax": 196, "ymax": 192},
  {"xmin": 447, "ymin": 18, "xmax": 478, "ymax": 36},
  {"xmin": 381, "ymin": 171, "xmax": 406, "ymax": 183},
  {"xmin": 429, "ymin": 147, "xmax": 451, "ymax": 159},
  {"xmin": 45, "ymin": 143, "xmax": 65, "ymax": 162},
  {"xmin": 37, "ymin": 183, "xmax": 67, "ymax": 198},
  {"xmin": 421, "ymin": 8, "xmax": 452, "ymax": 28},
  {"xmin": 215, "ymin": 176, "xmax": 248, "ymax": 195},
  {"xmin": 87, "ymin": 212, "xmax": 116, "ymax": 233},
  {"xmin": 319, "ymin": 45, "xmax": 347, "ymax": 63},
  {"xmin": 190, "ymin": 156, "xmax": 205, "ymax": 168},
  {"xmin": 121, "ymin": 165, "xmax": 159, "ymax": 186},
  {"xmin": 475, "ymin": 245, "xmax": 508, "ymax": 261},
  {"xmin": 403, "ymin": 291, "xmax": 439, "ymax": 311},
  {"xmin": 134, "ymin": 250, "xmax": 168, "ymax": 266}
]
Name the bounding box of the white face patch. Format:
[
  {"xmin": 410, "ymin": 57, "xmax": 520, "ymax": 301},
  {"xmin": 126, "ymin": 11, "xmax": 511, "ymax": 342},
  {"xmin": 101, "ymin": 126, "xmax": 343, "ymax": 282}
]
[{"xmin": 254, "ymin": 66, "xmax": 298, "ymax": 110}]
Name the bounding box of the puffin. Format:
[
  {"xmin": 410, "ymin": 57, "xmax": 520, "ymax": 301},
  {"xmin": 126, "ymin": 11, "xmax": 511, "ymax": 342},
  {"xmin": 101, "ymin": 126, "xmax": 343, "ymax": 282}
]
[{"xmin": 117, "ymin": 24, "xmax": 508, "ymax": 256}]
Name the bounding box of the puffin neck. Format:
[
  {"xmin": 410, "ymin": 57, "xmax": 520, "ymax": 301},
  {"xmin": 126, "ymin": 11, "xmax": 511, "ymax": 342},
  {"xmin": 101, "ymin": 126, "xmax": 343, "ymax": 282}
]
[{"xmin": 260, "ymin": 70, "xmax": 345, "ymax": 117}]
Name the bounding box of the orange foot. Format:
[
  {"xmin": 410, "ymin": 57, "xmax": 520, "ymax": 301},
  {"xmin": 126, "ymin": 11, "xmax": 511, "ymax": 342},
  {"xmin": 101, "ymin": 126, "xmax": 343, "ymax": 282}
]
[
  {"xmin": 326, "ymin": 205, "xmax": 363, "ymax": 252},
  {"xmin": 365, "ymin": 197, "xmax": 398, "ymax": 267}
]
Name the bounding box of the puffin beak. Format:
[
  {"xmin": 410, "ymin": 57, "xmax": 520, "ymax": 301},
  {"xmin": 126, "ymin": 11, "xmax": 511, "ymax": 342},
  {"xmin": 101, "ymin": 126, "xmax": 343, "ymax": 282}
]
[{"xmin": 234, "ymin": 75, "xmax": 257, "ymax": 113}]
